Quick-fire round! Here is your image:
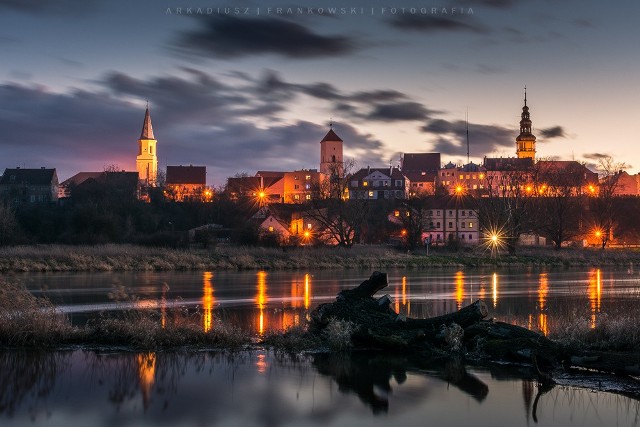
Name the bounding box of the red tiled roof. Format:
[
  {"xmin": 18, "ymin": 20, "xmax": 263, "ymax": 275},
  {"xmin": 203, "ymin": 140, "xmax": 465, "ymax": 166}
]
[
  {"xmin": 402, "ymin": 153, "xmax": 440, "ymax": 172},
  {"xmin": 321, "ymin": 129, "xmax": 343, "ymax": 142},
  {"xmin": 166, "ymin": 166, "xmax": 206, "ymax": 185}
]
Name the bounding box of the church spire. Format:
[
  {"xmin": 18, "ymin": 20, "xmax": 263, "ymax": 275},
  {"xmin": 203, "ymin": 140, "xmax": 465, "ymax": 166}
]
[
  {"xmin": 140, "ymin": 104, "xmax": 155, "ymax": 140},
  {"xmin": 515, "ymin": 87, "xmax": 536, "ymax": 160}
]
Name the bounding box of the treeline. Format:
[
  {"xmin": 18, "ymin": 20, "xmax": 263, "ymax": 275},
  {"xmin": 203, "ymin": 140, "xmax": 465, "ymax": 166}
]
[{"xmin": 3, "ymin": 188, "xmax": 640, "ymax": 250}]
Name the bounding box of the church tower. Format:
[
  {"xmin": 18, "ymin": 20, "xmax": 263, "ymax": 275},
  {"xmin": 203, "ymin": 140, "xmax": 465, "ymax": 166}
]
[
  {"xmin": 516, "ymin": 88, "xmax": 536, "ymax": 160},
  {"xmin": 136, "ymin": 104, "xmax": 158, "ymax": 185},
  {"xmin": 320, "ymin": 123, "xmax": 344, "ymax": 177}
]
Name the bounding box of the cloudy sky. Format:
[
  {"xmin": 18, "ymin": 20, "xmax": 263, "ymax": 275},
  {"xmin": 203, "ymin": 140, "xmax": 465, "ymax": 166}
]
[{"xmin": 1, "ymin": 0, "xmax": 638, "ymax": 185}]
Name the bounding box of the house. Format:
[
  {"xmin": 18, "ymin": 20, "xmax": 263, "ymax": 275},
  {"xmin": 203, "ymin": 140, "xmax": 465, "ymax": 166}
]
[
  {"xmin": 437, "ymin": 162, "xmax": 487, "ymax": 195},
  {"xmin": 60, "ymin": 171, "xmax": 139, "ymax": 202},
  {"xmin": 0, "ymin": 167, "xmax": 59, "ymax": 204},
  {"xmin": 165, "ymin": 165, "xmax": 208, "ymax": 202},
  {"xmin": 402, "ymin": 153, "xmax": 440, "ymax": 196},
  {"xmin": 348, "ymin": 167, "xmax": 409, "ymax": 200}
]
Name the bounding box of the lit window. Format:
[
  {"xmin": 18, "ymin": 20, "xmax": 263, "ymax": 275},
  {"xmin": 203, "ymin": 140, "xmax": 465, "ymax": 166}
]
[
  {"xmin": 305, "ymin": 175, "xmax": 311, "ymax": 180},
  {"xmin": 363, "ymin": 181, "xmax": 368, "ymax": 187},
  {"xmin": 394, "ymin": 210, "xmax": 400, "ymax": 217},
  {"xmin": 469, "ymin": 222, "xmax": 473, "ymax": 228},
  {"xmin": 368, "ymin": 191, "xmax": 374, "ymax": 197},
  {"xmin": 307, "ymin": 223, "xmax": 312, "ymax": 229},
  {"xmin": 305, "ymin": 194, "xmax": 311, "ymax": 200},
  {"xmin": 268, "ymin": 226, "xmax": 274, "ymax": 232},
  {"xmin": 294, "ymin": 194, "xmax": 300, "ymax": 200},
  {"xmin": 406, "ymin": 211, "xmax": 410, "ymax": 217}
]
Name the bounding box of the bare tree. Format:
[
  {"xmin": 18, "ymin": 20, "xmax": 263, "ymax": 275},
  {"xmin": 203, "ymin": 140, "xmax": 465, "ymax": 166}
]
[
  {"xmin": 531, "ymin": 161, "xmax": 589, "ymax": 249},
  {"xmin": 304, "ymin": 159, "xmax": 367, "ymax": 247},
  {"xmin": 589, "ymin": 156, "xmax": 627, "ymax": 248},
  {"xmin": 0, "ymin": 203, "xmax": 20, "ymax": 245},
  {"xmin": 479, "ymin": 168, "xmax": 533, "ymax": 253}
]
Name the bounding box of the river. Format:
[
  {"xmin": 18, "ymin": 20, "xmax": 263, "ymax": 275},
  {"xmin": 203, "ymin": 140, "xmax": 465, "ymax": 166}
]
[{"xmin": 2, "ymin": 267, "xmax": 640, "ymax": 426}]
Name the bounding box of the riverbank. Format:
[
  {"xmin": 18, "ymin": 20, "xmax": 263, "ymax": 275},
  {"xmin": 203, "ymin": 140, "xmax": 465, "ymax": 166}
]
[{"xmin": 2, "ymin": 244, "xmax": 640, "ymax": 273}]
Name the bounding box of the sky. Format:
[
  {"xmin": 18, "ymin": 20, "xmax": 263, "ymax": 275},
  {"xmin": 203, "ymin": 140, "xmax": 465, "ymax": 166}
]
[{"xmin": 1, "ymin": 0, "xmax": 639, "ymax": 186}]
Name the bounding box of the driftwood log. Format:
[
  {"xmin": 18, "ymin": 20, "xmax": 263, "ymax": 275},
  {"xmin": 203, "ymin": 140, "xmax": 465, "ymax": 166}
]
[{"xmin": 310, "ymin": 271, "xmax": 640, "ymax": 384}]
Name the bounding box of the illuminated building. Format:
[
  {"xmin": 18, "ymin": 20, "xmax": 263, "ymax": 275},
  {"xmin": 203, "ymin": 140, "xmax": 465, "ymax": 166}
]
[
  {"xmin": 516, "ymin": 88, "xmax": 536, "ymax": 160},
  {"xmin": 165, "ymin": 165, "xmax": 208, "ymax": 202},
  {"xmin": 320, "ymin": 124, "xmax": 344, "ymax": 177},
  {"xmin": 136, "ymin": 104, "xmax": 158, "ymax": 186}
]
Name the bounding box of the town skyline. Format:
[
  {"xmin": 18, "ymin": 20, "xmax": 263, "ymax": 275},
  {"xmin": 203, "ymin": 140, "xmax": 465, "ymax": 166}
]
[{"xmin": 1, "ymin": 0, "xmax": 638, "ymax": 186}]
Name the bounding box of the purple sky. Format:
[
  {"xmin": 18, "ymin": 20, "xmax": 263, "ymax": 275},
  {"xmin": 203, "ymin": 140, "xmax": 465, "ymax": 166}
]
[{"xmin": 1, "ymin": 0, "xmax": 639, "ymax": 186}]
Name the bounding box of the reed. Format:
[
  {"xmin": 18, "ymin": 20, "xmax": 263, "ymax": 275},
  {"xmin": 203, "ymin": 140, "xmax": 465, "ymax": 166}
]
[{"xmin": 3, "ymin": 244, "xmax": 640, "ymax": 273}]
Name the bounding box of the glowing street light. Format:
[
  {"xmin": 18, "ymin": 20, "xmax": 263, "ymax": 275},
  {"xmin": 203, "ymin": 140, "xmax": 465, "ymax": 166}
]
[{"xmin": 455, "ymin": 185, "xmax": 463, "ymax": 194}]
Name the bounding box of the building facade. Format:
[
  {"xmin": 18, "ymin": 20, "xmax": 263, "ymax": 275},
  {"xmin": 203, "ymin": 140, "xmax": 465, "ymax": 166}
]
[
  {"xmin": 165, "ymin": 165, "xmax": 208, "ymax": 201},
  {"xmin": 0, "ymin": 168, "xmax": 59, "ymax": 204},
  {"xmin": 136, "ymin": 105, "xmax": 158, "ymax": 185}
]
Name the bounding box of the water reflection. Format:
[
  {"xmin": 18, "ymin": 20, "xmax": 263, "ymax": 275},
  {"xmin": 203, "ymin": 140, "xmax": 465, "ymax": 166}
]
[
  {"xmin": 492, "ymin": 272, "xmax": 498, "ymax": 308},
  {"xmin": 588, "ymin": 269, "xmax": 602, "ymax": 329},
  {"xmin": 537, "ymin": 273, "xmax": 549, "ymax": 336},
  {"xmin": 455, "ymin": 271, "xmax": 465, "ymax": 310},
  {"xmin": 202, "ymin": 271, "xmax": 214, "ymax": 332},
  {"xmin": 256, "ymin": 271, "xmax": 267, "ymax": 334},
  {"xmin": 2, "ymin": 350, "xmax": 639, "ymax": 427}
]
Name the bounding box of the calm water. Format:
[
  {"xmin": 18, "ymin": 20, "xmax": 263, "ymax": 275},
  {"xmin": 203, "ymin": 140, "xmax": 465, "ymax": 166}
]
[
  {"xmin": 18, "ymin": 267, "xmax": 640, "ymax": 335},
  {"xmin": 3, "ymin": 268, "xmax": 640, "ymax": 426},
  {"xmin": 1, "ymin": 350, "xmax": 639, "ymax": 427}
]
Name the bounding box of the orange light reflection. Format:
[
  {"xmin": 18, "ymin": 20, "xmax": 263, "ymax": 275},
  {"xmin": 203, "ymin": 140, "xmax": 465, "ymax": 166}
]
[
  {"xmin": 588, "ymin": 269, "xmax": 602, "ymax": 329},
  {"xmin": 492, "ymin": 273, "xmax": 498, "ymax": 308},
  {"xmin": 455, "ymin": 271, "xmax": 464, "ymax": 310},
  {"xmin": 137, "ymin": 352, "xmax": 156, "ymax": 410},
  {"xmin": 257, "ymin": 271, "xmax": 267, "ymax": 334},
  {"xmin": 202, "ymin": 271, "xmax": 214, "ymax": 332},
  {"xmin": 538, "ymin": 273, "xmax": 549, "ymax": 336}
]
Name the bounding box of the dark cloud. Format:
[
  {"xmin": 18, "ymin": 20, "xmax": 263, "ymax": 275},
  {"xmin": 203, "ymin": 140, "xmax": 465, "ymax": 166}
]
[
  {"xmin": 583, "ymin": 153, "xmax": 610, "ymax": 161},
  {"xmin": 0, "ymin": 0, "xmax": 97, "ymax": 15},
  {"xmin": 172, "ymin": 15, "xmax": 358, "ymax": 59},
  {"xmin": 0, "ymin": 70, "xmax": 387, "ymax": 185},
  {"xmin": 456, "ymin": 0, "xmax": 518, "ymax": 8},
  {"xmin": 421, "ymin": 118, "xmax": 515, "ymax": 157},
  {"xmin": 539, "ymin": 126, "xmax": 566, "ymax": 139},
  {"xmin": 387, "ymin": 15, "xmax": 489, "ymax": 34},
  {"xmin": 367, "ymin": 102, "xmax": 432, "ymax": 122}
]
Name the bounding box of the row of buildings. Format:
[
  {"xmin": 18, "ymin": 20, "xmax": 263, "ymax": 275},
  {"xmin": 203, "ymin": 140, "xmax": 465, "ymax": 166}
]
[{"xmin": 1, "ymin": 91, "xmax": 639, "ymax": 247}]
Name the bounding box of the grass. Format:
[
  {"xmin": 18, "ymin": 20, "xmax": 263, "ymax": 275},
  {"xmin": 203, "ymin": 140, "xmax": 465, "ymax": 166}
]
[{"xmin": 2, "ymin": 244, "xmax": 640, "ymax": 273}]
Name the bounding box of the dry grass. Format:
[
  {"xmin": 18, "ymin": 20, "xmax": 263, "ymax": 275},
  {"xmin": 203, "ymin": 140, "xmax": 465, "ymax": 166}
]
[
  {"xmin": 0, "ymin": 280, "xmax": 76, "ymax": 347},
  {"xmin": 3, "ymin": 244, "xmax": 640, "ymax": 273}
]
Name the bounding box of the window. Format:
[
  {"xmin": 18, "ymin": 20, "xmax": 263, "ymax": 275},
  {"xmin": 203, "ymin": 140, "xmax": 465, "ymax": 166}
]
[
  {"xmin": 294, "ymin": 194, "xmax": 300, "ymax": 200},
  {"xmin": 305, "ymin": 184, "xmax": 310, "ymax": 190},
  {"xmin": 394, "ymin": 211, "xmax": 400, "ymax": 217},
  {"xmin": 368, "ymin": 191, "xmax": 374, "ymax": 197},
  {"xmin": 461, "ymin": 211, "xmax": 466, "ymax": 216},
  {"xmin": 469, "ymin": 234, "xmax": 473, "ymax": 240},
  {"xmin": 437, "ymin": 211, "xmax": 441, "ymax": 216},
  {"xmin": 294, "ymin": 184, "xmax": 299, "ymax": 190},
  {"xmin": 150, "ymin": 146, "xmax": 153, "ymax": 155},
  {"xmin": 436, "ymin": 222, "xmax": 441, "ymax": 228},
  {"xmin": 469, "ymin": 210, "xmax": 473, "ymax": 216},
  {"xmin": 384, "ymin": 181, "xmax": 390, "ymax": 187},
  {"xmin": 307, "ymin": 223, "xmax": 312, "ymax": 229},
  {"xmin": 373, "ymin": 181, "xmax": 380, "ymax": 187},
  {"xmin": 363, "ymin": 181, "xmax": 368, "ymax": 187},
  {"xmin": 448, "ymin": 210, "xmax": 453, "ymax": 215},
  {"xmin": 429, "ymin": 210, "xmax": 433, "ymax": 215},
  {"xmin": 305, "ymin": 175, "xmax": 311, "ymax": 180},
  {"xmin": 448, "ymin": 222, "xmax": 453, "ymax": 228},
  {"xmin": 461, "ymin": 222, "xmax": 466, "ymax": 229},
  {"xmin": 395, "ymin": 180, "xmax": 403, "ymax": 187},
  {"xmin": 305, "ymin": 194, "xmax": 311, "ymax": 200},
  {"xmin": 396, "ymin": 191, "xmax": 403, "ymax": 198},
  {"xmin": 418, "ymin": 183, "xmax": 423, "ymax": 187},
  {"xmin": 469, "ymin": 222, "xmax": 473, "ymax": 228},
  {"xmin": 268, "ymin": 226, "xmax": 274, "ymax": 232},
  {"xmin": 406, "ymin": 211, "xmax": 411, "ymax": 217},
  {"xmin": 461, "ymin": 234, "xmax": 465, "ymax": 239}
]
